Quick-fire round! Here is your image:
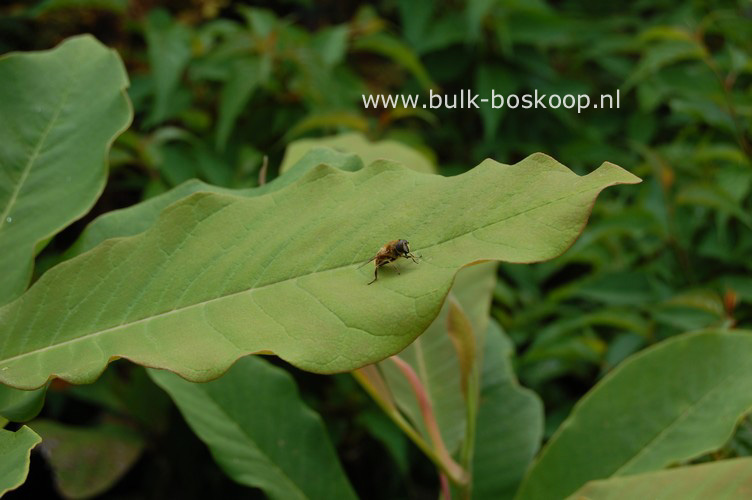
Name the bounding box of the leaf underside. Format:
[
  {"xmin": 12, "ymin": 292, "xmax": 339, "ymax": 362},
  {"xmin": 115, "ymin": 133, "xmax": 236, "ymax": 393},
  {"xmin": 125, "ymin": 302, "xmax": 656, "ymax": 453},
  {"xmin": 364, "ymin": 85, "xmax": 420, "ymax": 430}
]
[{"xmin": 0, "ymin": 153, "xmax": 640, "ymax": 389}]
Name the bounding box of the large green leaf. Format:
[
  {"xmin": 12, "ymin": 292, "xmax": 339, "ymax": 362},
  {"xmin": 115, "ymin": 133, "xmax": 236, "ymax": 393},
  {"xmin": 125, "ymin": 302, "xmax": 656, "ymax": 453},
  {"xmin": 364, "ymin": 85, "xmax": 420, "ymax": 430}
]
[
  {"xmin": 0, "ymin": 425, "xmax": 41, "ymax": 496},
  {"xmin": 0, "ymin": 35, "xmax": 132, "ymax": 305},
  {"xmin": 66, "ymin": 147, "xmax": 363, "ymax": 257},
  {"xmin": 32, "ymin": 419, "xmax": 145, "ymax": 499},
  {"xmin": 280, "ymin": 132, "xmax": 437, "ymax": 175},
  {"xmin": 570, "ymin": 458, "xmax": 752, "ymax": 500},
  {"xmin": 0, "ymin": 154, "xmax": 639, "ymax": 389},
  {"xmin": 472, "ymin": 320, "xmax": 543, "ymax": 500},
  {"xmin": 517, "ymin": 330, "xmax": 752, "ymax": 500},
  {"xmin": 148, "ymin": 357, "xmax": 357, "ymax": 500}
]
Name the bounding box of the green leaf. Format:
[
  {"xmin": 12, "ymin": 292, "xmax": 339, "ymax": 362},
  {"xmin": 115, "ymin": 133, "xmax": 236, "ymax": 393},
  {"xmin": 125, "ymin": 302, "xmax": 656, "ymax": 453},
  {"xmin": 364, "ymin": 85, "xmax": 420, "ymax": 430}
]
[
  {"xmin": 570, "ymin": 458, "xmax": 752, "ymax": 500},
  {"xmin": 280, "ymin": 132, "xmax": 437, "ymax": 174},
  {"xmin": 0, "ymin": 425, "xmax": 41, "ymax": 496},
  {"xmin": 32, "ymin": 419, "xmax": 144, "ymax": 499},
  {"xmin": 517, "ymin": 330, "xmax": 752, "ymax": 500},
  {"xmin": 353, "ymin": 32, "xmax": 436, "ymax": 90},
  {"xmin": 144, "ymin": 9, "xmax": 192, "ymax": 125},
  {"xmin": 148, "ymin": 357, "xmax": 357, "ymax": 500},
  {"xmin": 0, "ymin": 35, "xmax": 132, "ymax": 305},
  {"xmin": 66, "ymin": 147, "xmax": 363, "ymax": 257},
  {"xmin": 0, "ymin": 384, "xmax": 47, "ymax": 422},
  {"xmin": 472, "ymin": 320, "xmax": 543, "ymax": 500},
  {"xmin": 216, "ymin": 57, "xmax": 260, "ymax": 150},
  {"xmin": 0, "ymin": 154, "xmax": 639, "ymax": 389}
]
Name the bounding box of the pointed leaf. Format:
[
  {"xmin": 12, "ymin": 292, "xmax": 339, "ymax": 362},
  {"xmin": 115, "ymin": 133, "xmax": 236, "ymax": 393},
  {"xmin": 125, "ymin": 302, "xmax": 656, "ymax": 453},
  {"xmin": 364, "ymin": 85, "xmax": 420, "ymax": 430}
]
[
  {"xmin": 148, "ymin": 357, "xmax": 357, "ymax": 500},
  {"xmin": 0, "ymin": 35, "xmax": 132, "ymax": 304},
  {"xmin": 0, "ymin": 425, "xmax": 41, "ymax": 496},
  {"xmin": 570, "ymin": 458, "xmax": 752, "ymax": 500},
  {"xmin": 0, "ymin": 154, "xmax": 639, "ymax": 389},
  {"xmin": 517, "ymin": 330, "xmax": 752, "ymax": 500}
]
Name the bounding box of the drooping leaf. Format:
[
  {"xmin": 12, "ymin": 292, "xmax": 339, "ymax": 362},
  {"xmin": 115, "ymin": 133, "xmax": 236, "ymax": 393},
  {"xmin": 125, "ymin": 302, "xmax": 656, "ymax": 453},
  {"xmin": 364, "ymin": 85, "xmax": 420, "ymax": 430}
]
[
  {"xmin": 0, "ymin": 35, "xmax": 132, "ymax": 305},
  {"xmin": 32, "ymin": 419, "xmax": 145, "ymax": 499},
  {"xmin": 66, "ymin": 147, "xmax": 363, "ymax": 257},
  {"xmin": 280, "ymin": 132, "xmax": 437, "ymax": 174},
  {"xmin": 148, "ymin": 357, "xmax": 357, "ymax": 500},
  {"xmin": 0, "ymin": 154, "xmax": 639, "ymax": 389},
  {"xmin": 517, "ymin": 330, "xmax": 752, "ymax": 500},
  {"xmin": 570, "ymin": 458, "xmax": 752, "ymax": 500},
  {"xmin": 0, "ymin": 425, "xmax": 41, "ymax": 496},
  {"xmin": 472, "ymin": 320, "xmax": 543, "ymax": 500},
  {"xmin": 0, "ymin": 384, "xmax": 47, "ymax": 422}
]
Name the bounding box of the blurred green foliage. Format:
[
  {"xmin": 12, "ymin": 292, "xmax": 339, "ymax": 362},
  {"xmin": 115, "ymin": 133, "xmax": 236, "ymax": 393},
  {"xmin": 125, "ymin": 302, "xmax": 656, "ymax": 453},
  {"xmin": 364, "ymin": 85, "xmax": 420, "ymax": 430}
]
[{"xmin": 1, "ymin": 0, "xmax": 750, "ymax": 497}]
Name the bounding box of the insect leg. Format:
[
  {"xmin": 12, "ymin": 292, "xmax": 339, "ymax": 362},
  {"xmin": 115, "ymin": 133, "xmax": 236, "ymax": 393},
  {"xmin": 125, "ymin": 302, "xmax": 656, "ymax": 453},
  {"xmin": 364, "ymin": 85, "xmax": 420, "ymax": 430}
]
[
  {"xmin": 367, "ymin": 266, "xmax": 379, "ymax": 285},
  {"xmin": 391, "ymin": 262, "xmax": 401, "ymax": 274}
]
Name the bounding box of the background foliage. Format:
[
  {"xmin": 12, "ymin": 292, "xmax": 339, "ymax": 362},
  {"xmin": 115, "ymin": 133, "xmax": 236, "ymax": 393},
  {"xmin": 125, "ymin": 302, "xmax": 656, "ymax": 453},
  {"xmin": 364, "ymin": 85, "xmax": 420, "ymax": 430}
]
[{"xmin": 1, "ymin": 0, "xmax": 750, "ymax": 498}]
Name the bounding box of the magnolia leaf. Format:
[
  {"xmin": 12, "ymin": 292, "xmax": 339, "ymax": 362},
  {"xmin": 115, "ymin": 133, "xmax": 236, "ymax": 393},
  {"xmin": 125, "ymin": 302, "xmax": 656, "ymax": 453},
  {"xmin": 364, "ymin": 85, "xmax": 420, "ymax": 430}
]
[
  {"xmin": 472, "ymin": 320, "xmax": 543, "ymax": 500},
  {"xmin": 32, "ymin": 419, "xmax": 145, "ymax": 499},
  {"xmin": 0, "ymin": 425, "xmax": 41, "ymax": 496},
  {"xmin": 570, "ymin": 458, "xmax": 752, "ymax": 500},
  {"xmin": 517, "ymin": 330, "xmax": 752, "ymax": 500},
  {"xmin": 148, "ymin": 357, "xmax": 357, "ymax": 500},
  {"xmin": 280, "ymin": 132, "xmax": 436, "ymax": 175},
  {"xmin": 0, "ymin": 35, "xmax": 132, "ymax": 305},
  {"xmin": 0, "ymin": 154, "xmax": 639, "ymax": 389},
  {"xmin": 66, "ymin": 147, "xmax": 363, "ymax": 257}
]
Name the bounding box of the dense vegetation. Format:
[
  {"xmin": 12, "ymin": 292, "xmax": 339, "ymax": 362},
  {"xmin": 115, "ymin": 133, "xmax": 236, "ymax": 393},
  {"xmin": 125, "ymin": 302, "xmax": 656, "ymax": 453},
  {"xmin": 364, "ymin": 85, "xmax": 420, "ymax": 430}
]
[{"xmin": 1, "ymin": 1, "xmax": 751, "ymax": 498}]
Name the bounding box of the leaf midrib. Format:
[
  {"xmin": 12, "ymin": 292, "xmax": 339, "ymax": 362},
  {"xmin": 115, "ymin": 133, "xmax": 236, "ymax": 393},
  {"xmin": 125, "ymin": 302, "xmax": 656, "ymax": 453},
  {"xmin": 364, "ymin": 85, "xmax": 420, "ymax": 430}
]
[
  {"xmin": 2, "ymin": 171, "xmax": 619, "ymax": 365},
  {"xmin": 182, "ymin": 385, "xmax": 309, "ymax": 500},
  {"xmin": 0, "ymin": 66, "xmax": 73, "ymax": 234},
  {"xmin": 611, "ymin": 367, "xmax": 744, "ymax": 476}
]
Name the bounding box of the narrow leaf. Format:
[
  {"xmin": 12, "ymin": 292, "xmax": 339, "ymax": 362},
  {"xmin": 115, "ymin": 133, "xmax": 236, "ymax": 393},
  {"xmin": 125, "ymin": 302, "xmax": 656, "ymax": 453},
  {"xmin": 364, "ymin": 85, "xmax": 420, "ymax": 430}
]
[
  {"xmin": 148, "ymin": 357, "xmax": 357, "ymax": 500},
  {"xmin": 570, "ymin": 458, "xmax": 752, "ymax": 500},
  {"xmin": 0, "ymin": 35, "xmax": 132, "ymax": 304},
  {"xmin": 517, "ymin": 330, "xmax": 752, "ymax": 500},
  {"xmin": 0, "ymin": 154, "xmax": 639, "ymax": 389},
  {"xmin": 0, "ymin": 425, "xmax": 41, "ymax": 496}
]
